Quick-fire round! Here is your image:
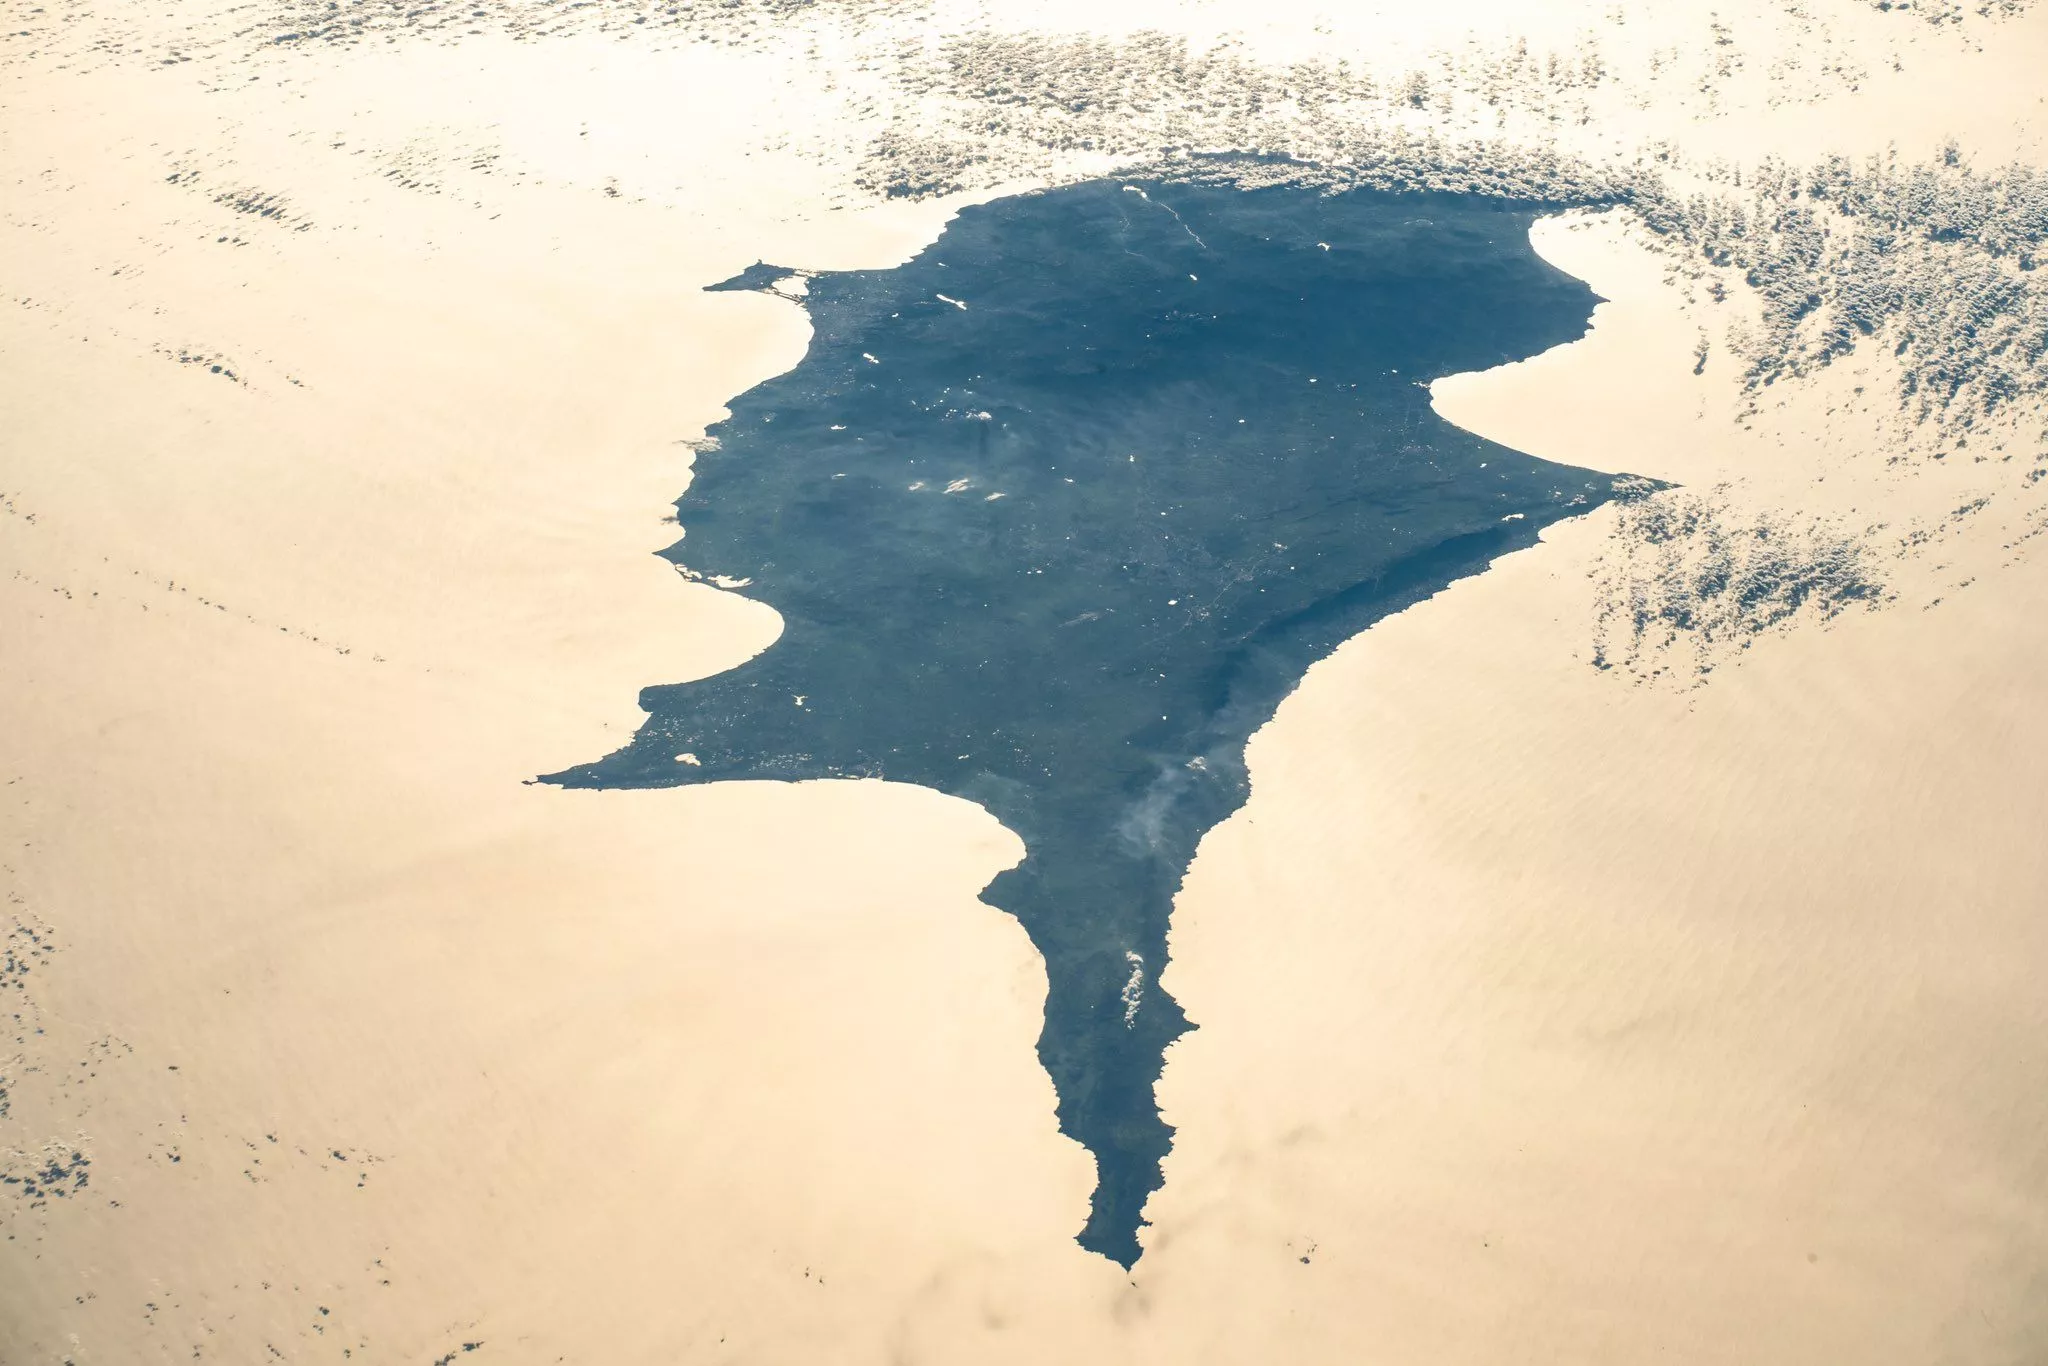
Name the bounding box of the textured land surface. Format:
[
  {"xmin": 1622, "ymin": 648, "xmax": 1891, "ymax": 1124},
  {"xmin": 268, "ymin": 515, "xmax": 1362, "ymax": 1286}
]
[
  {"xmin": 552, "ymin": 181, "xmax": 1623, "ymax": 1260},
  {"xmin": 4, "ymin": 0, "xmax": 2046, "ymax": 1361}
]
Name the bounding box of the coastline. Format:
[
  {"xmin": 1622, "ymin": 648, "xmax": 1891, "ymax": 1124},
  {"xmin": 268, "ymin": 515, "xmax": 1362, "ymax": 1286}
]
[
  {"xmin": 4, "ymin": 2, "xmax": 2045, "ymax": 1360},
  {"xmin": 0, "ymin": 46, "xmax": 1115, "ymax": 1361},
  {"xmin": 1146, "ymin": 209, "xmax": 2048, "ymax": 1363}
]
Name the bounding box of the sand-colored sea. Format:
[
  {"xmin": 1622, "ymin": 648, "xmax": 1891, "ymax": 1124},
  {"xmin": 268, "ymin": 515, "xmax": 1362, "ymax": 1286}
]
[{"xmin": 3, "ymin": 1, "xmax": 2044, "ymax": 1361}]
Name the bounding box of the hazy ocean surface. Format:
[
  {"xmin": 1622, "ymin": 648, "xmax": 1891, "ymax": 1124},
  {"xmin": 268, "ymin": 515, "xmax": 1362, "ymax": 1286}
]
[{"xmin": 551, "ymin": 178, "xmax": 1625, "ymax": 1265}]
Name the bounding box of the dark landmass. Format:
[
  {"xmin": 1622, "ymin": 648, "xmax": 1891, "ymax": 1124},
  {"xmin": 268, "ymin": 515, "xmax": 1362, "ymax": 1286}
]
[{"xmin": 548, "ymin": 179, "xmax": 1631, "ymax": 1265}]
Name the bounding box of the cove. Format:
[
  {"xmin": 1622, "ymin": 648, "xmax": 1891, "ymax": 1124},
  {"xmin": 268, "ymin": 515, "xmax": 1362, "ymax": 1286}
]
[{"xmin": 547, "ymin": 177, "xmax": 1627, "ymax": 1266}]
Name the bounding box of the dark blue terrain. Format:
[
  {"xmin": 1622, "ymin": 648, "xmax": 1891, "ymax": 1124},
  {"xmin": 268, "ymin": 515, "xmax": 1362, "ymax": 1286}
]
[{"xmin": 548, "ymin": 178, "xmax": 1626, "ymax": 1266}]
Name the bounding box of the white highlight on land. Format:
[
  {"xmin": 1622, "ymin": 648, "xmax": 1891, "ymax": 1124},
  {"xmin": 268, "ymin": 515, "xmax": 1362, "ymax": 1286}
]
[{"xmin": 1121, "ymin": 184, "xmax": 1209, "ymax": 250}]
